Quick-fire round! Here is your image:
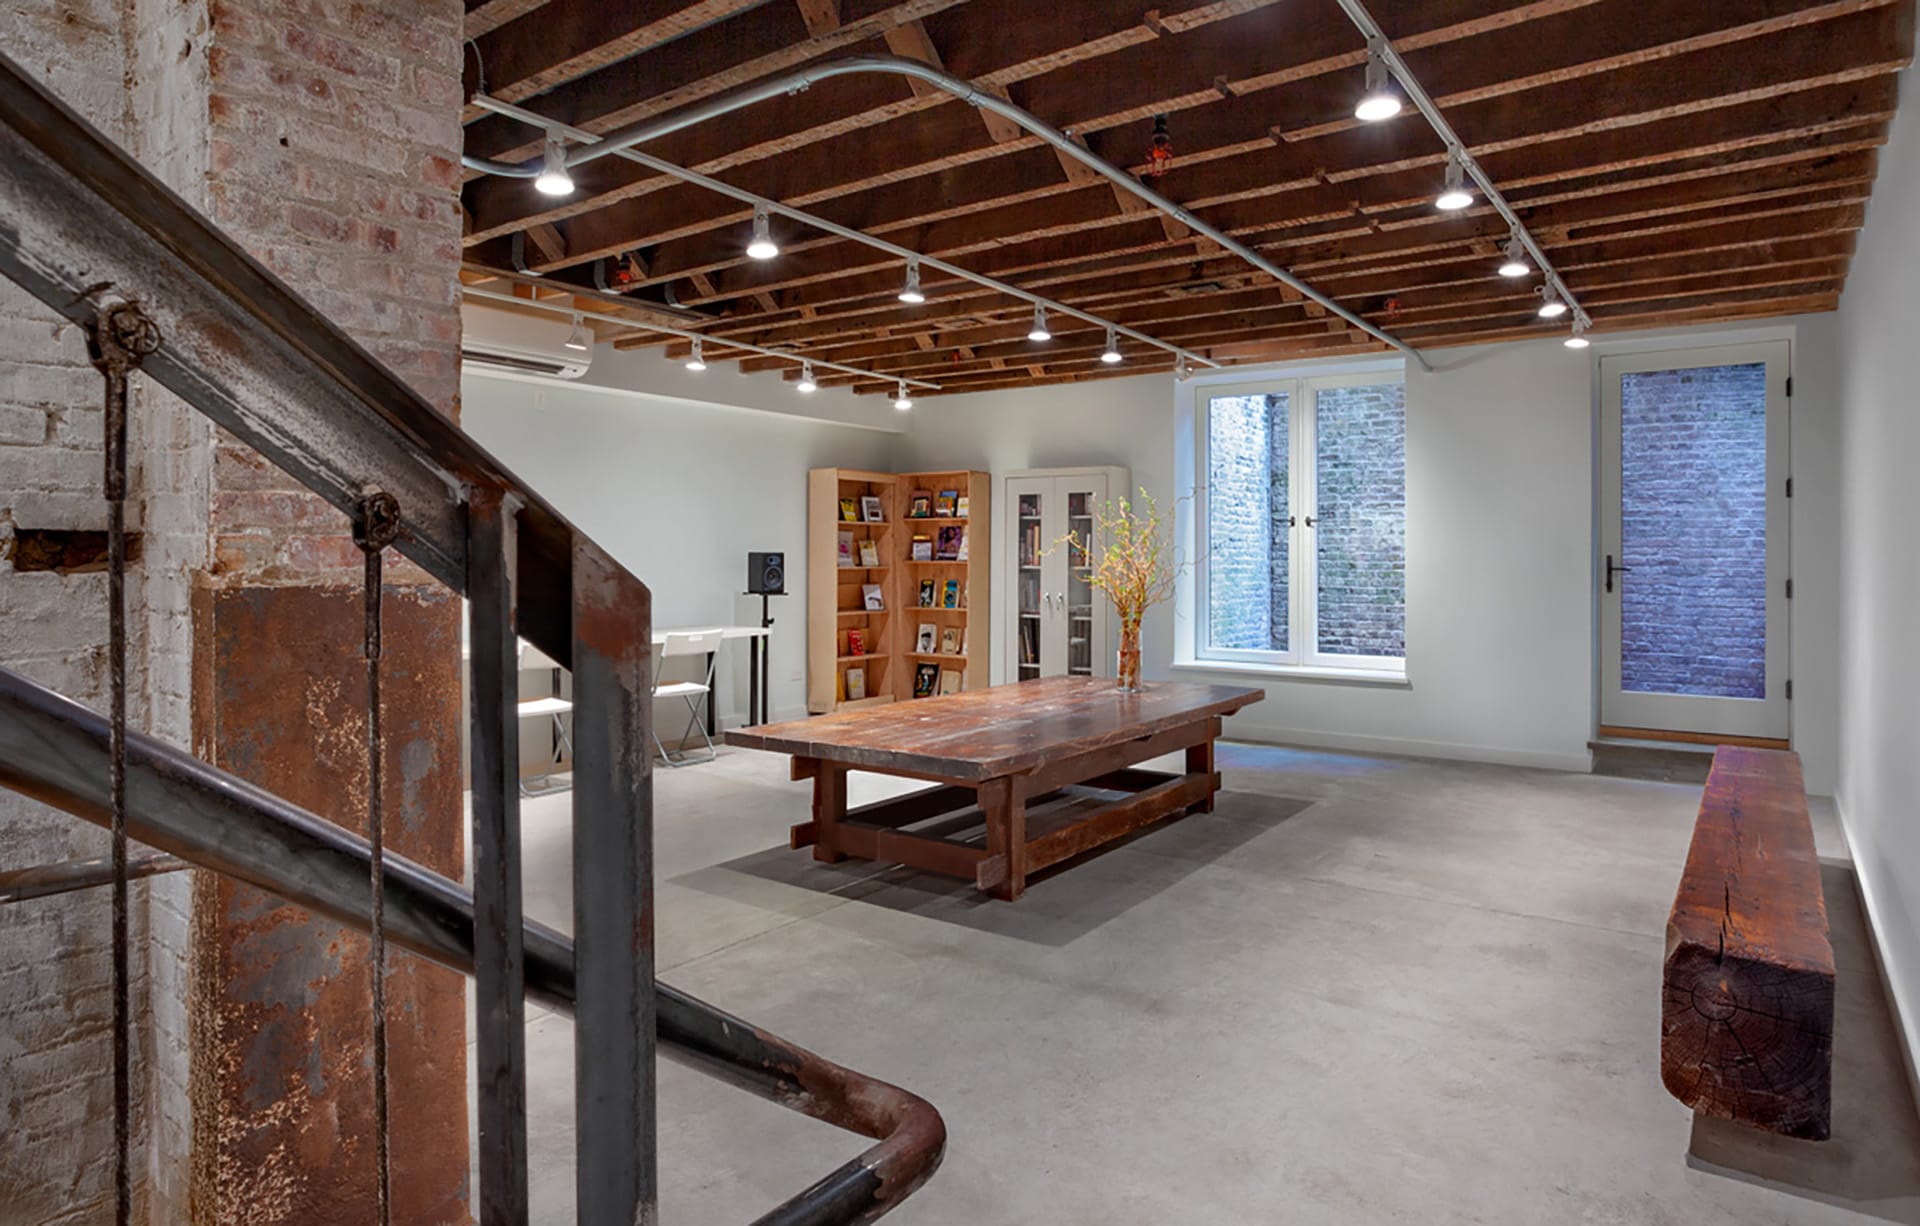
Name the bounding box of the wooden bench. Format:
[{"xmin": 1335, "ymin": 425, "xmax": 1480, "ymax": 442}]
[{"xmin": 1661, "ymin": 746, "xmax": 1835, "ymax": 1139}]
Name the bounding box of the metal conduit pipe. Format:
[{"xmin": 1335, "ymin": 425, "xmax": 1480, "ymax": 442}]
[
  {"xmin": 462, "ymin": 53, "xmax": 1429, "ymax": 370},
  {"xmin": 1332, "ymin": 0, "xmax": 1588, "ymax": 332}
]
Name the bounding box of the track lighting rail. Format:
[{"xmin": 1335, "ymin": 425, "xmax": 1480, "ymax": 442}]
[{"xmin": 463, "ymin": 52, "xmax": 1432, "ymax": 371}]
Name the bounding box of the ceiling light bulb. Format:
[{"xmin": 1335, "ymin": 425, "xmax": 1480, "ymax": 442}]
[
  {"xmin": 1498, "ymin": 237, "xmax": 1530, "ymax": 279},
  {"xmin": 1355, "ymin": 39, "xmax": 1402, "ymax": 122},
  {"xmin": 1537, "ymin": 286, "xmax": 1568, "ymax": 319},
  {"xmin": 1564, "ymin": 319, "xmax": 1590, "ymax": 349},
  {"xmin": 796, "ymin": 361, "xmax": 817, "ymax": 393},
  {"xmin": 534, "ymin": 132, "xmax": 574, "ymax": 196},
  {"xmin": 898, "ymin": 258, "xmax": 925, "ymax": 304},
  {"xmin": 894, "ymin": 381, "xmax": 913, "ymax": 411},
  {"xmin": 1435, "ymin": 152, "xmax": 1473, "ymax": 211},
  {"xmin": 1027, "ymin": 303, "xmax": 1051, "ymax": 343},
  {"xmin": 564, "ymin": 315, "xmax": 590, "ymax": 352},
  {"xmin": 1101, "ymin": 326, "xmax": 1122, "ymax": 364},
  {"xmin": 745, "ymin": 205, "xmax": 779, "ymax": 260},
  {"xmin": 684, "ymin": 337, "xmax": 707, "ymax": 371}
]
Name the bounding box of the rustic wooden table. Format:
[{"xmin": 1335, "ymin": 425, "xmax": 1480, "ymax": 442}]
[{"xmin": 725, "ymin": 676, "xmax": 1264, "ymax": 900}]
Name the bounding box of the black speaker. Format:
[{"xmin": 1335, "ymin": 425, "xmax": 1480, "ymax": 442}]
[{"xmin": 748, "ymin": 551, "xmax": 785, "ymax": 595}]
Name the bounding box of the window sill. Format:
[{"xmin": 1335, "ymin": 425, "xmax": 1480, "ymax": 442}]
[{"xmin": 1169, "ymin": 659, "xmax": 1409, "ymax": 687}]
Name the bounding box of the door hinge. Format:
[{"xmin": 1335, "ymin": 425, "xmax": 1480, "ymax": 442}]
[
  {"xmin": 1785, "ymin": 477, "xmax": 1794, "ymax": 498},
  {"xmin": 1785, "ymin": 375, "xmax": 1793, "ymax": 397},
  {"xmin": 1786, "ymin": 679, "xmax": 1794, "ymax": 701},
  {"xmin": 1785, "ymin": 578, "xmax": 1794, "ymax": 599}
]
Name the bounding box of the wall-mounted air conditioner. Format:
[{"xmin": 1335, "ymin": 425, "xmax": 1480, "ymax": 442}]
[{"xmin": 461, "ymin": 301, "xmax": 591, "ymax": 380}]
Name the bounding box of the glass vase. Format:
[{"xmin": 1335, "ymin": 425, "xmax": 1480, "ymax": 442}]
[{"xmin": 1115, "ymin": 616, "xmax": 1143, "ymax": 692}]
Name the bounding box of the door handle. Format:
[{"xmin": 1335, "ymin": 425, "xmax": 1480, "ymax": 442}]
[
  {"xmin": 1605, "ymin": 553, "xmax": 1633, "ymax": 593},
  {"xmin": 1303, "ymin": 515, "xmax": 1317, "ymax": 527}
]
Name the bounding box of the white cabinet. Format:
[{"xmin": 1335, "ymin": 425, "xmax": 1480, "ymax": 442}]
[{"xmin": 1004, "ymin": 467, "xmax": 1128, "ymax": 681}]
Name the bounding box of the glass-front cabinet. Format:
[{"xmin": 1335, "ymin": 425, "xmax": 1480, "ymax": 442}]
[{"xmin": 1005, "ymin": 467, "xmax": 1128, "ymax": 682}]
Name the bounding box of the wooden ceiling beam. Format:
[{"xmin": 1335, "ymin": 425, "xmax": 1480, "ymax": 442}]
[{"xmin": 465, "ymin": 0, "xmax": 550, "ymax": 39}]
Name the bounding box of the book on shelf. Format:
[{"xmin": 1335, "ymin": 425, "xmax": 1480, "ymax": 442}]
[
  {"xmin": 861, "ymin": 583, "xmax": 885, "ymax": 610},
  {"xmin": 939, "ymin": 626, "xmax": 960, "ymax": 655},
  {"xmin": 955, "ymin": 494, "xmax": 970, "ymax": 519},
  {"xmin": 934, "ymin": 488, "xmax": 958, "ymax": 516},
  {"xmin": 1020, "ymin": 521, "xmax": 1042, "ymax": 565},
  {"xmin": 846, "ymin": 628, "xmax": 866, "ymax": 657},
  {"xmin": 845, "ymin": 667, "xmax": 866, "ymax": 701},
  {"xmin": 913, "ymin": 662, "xmax": 939, "ymax": 698},
  {"xmin": 915, "ymin": 622, "xmax": 937, "ymax": 654},
  {"xmin": 910, "ymin": 535, "xmax": 933, "ymax": 562},
  {"xmin": 934, "ymin": 525, "xmax": 963, "ymax": 560},
  {"xmin": 837, "ymin": 530, "xmax": 854, "ymax": 567},
  {"xmin": 839, "ymin": 496, "xmax": 858, "ymax": 522},
  {"xmin": 1019, "ymin": 619, "xmax": 1038, "ymax": 666},
  {"xmin": 860, "ymin": 494, "xmax": 884, "ymax": 522},
  {"xmin": 917, "ymin": 577, "xmax": 936, "ymax": 607},
  {"xmin": 942, "ymin": 579, "xmax": 960, "ymax": 609},
  {"xmin": 857, "ymin": 538, "xmax": 880, "ymax": 568},
  {"xmin": 907, "ymin": 489, "xmax": 933, "ymax": 518},
  {"xmin": 938, "ymin": 668, "xmax": 961, "ymax": 696}
]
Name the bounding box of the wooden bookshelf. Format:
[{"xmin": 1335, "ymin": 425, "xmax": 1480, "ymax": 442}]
[
  {"xmin": 809, "ymin": 467, "xmax": 989, "ymax": 712},
  {"xmin": 895, "ymin": 470, "xmax": 990, "ymax": 702},
  {"xmin": 807, "ymin": 468, "xmax": 901, "ymax": 713}
]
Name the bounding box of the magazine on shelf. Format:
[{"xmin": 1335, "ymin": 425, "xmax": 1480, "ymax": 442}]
[
  {"xmin": 861, "ymin": 583, "xmax": 885, "ymax": 610},
  {"xmin": 837, "ymin": 530, "xmax": 854, "ymax": 567},
  {"xmin": 935, "ymin": 525, "xmax": 963, "ymax": 560},
  {"xmin": 908, "ymin": 489, "xmax": 933, "ymax": 518},
  {"xmin": 839, "ymin": 496, "xmax": 858, "ymax": 522},
  {"xmin": 860, "ymin": 494, "xmax": 884, "ymax": 522},
  {"xmin": 857, "ymin": 538, "xmax": 880, "ymax": 568},
  {"xmin": 960, "ymin": 626, "xmax": 969, "ymax": 656},
  {"xmin": 939, "ymin": 626, "xmax": 960, "ymax": 655},
  {"xmin": 956, "ymin": 528, "xmax": 968, "ymax": 561},
  {"xmin": 844, "ymin": 667, "xmax": 866, "ymax": 701},
  {"xmin": 915, "ymin": 623, "xmax": 937, "ymax": 654},
  {"xmin": 938, "ymin": 668, "xmax": 961, "ymax": 696},
  {"xmin": 846, "ymin": 628, "xmax": 866, "ymax": 657},
  {"xmin": 910, "ymin": 535, "xmax": 933, "ymax": 561},
  {"xmin": 913, "ymin": 662, "xmax": 939, "ymax": 698},
  {"xmin": 942, "ymin": 579, "xmax": 960, "ymax": 608},
  {"xmin": 934, "ymin": 489, "xmax": 958, "ymax": 516},
  {"xmin": 918, "ymin": 577, "xmax": 936, "ymax": 606},
  {"xmin": 955, "ymin": 494, "xmax": 970, "ymax": 519}
]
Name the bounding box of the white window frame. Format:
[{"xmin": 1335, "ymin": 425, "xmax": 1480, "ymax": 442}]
[{"xmin": 1189, "ymin": 369, "xmax": 1407, "ymax": 675}]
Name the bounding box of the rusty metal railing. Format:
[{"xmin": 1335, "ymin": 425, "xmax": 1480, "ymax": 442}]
[{"xmin": 0, "ymin": 47, "xmax": 943, "ymax": 1226}]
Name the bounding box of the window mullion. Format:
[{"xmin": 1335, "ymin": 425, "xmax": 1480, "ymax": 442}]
[{"xmin": 1294, "ymin": 380, "xmax": 1315, "ymax": 666}]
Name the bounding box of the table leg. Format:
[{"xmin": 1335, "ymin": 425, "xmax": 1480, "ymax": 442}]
[
  {"xmin": 704, "ymin": 650, "xmax": 717, "ymax": 737},
  {"xmin": 811, "ymin": 761, "xmax": 848, "ymax": 863},
  {"xmin": 748, "ymin": 637, "xmax": 761, "ymax": 727},
  {"xmin": 980, "ymin": 776, "xmax": 1027, "ymax": 901},
  {"xmin": 1187, "ymin": 736, "xmax": 1217, "ymax": 814}
]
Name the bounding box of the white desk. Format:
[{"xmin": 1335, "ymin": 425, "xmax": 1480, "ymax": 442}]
[{"xmin": 652, "ymin": 625, "xmax": 771, "ymax": 731}]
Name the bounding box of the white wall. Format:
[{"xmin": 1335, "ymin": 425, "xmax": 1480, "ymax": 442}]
[
  {"xmin": 897, "ymin": 321, "xmax": 1842, "ymax": 783},
  {"xmin": 462, "ymin": 368, "xmax": 900, "ymax": 725},
  {"xmin": 1822, "ymin": 66, "xmax": 1920, "ymax": 1084}
]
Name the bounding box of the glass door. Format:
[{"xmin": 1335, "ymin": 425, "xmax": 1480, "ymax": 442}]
[
  {"xmin": 1599, "ymin": 341, "xmax": 1791, "ymax": 740},
  {"xmin": 1015, "ymin": 488, "xmax": 1044, "ymax": 681},
  {"xmin": 1065, "ymin": 490, "xmax": 1095, "ymax": 676}
]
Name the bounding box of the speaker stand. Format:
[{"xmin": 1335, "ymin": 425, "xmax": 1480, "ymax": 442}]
[{"xmin": 742, "ymin": 590, "xmax": 784, "ymax": 727}]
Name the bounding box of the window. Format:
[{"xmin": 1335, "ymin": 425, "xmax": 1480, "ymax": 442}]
[{"xmin": 1194, "ymin": 371, "xmax": 1406, "ymax": 672}]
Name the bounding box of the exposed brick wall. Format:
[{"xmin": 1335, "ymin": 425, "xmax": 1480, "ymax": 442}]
[
  {"xmin": 1204, "ymin": 382, "xmax": 1405, "ymax": 658},
  {"xmin": 1619, "ymin": 362, "xmax": 1769, "ymax": 698}
]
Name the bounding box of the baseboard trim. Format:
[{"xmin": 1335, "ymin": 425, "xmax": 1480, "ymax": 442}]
[
  {"xmin": 1597, "ymin": 724, "xmax": 1789, "ymax": 750},
  {"xmin": 1219, "ymin": 722, "xmax": 1592, "ymax": 773},
  {"xmin": 1834, "ymin": 793, "xmax": 1920, "ymax": 1129}
]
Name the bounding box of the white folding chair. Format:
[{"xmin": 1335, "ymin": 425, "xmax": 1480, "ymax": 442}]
[
  {"xmin": 517, "ymin": 641, "xmax": 575, "ymax": 796},
  {"xmin": 652, "ymin": 629, "xmax": 725, "ymax": 766}
]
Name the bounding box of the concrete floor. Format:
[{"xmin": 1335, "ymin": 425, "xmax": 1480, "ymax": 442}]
[{"xmin": 472, "ymin": 742, "xmax": 1919, "ymax": 1224}]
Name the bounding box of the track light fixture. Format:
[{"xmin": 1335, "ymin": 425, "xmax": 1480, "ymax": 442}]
[
  {"xmin": 1498, "ymin": 236, "xmax": 1530, "ymax": 279},
  {"xmin": 894, "ymin": 381, "xmax": 914, "ymax": 411},
  {"xmin": 1354, "ymin": 38, "xmax": 1402, "ymax": 122},
  {"xmin": 1027, "ymin": 303, "xmax": 1051, "ymax": 342},
  {"xmin": 1537, "ymin": 284, "xmax": 1569, "ymax": 319},
  {"xmin": 1101, "ymin": 326, "xmax": 1122, "ymax": 364},
  {"xmin": 1564, "ymin": 318, "xmax": 1591, "ymax": 349},
  {"xmin": 898, "ymin": 258, "xmax": 925, "ymax": 304},
  {"xmin": 745, "ymin": 205, "xmax": 779, "ymax": 260},
  {"xmin": 534, "ymin": 131, "xmax": 574, "ymax": 196},
  {"xmin": 1146, "ymin": 114, "xmax": 1175, "ymax": 177},
  {"xmin": 1175, "ymin": 356, "xmax": 1192, "ymax": 381},
  {"xmin": 564, "ymin": 314, "xmax": 590, "ymax": 352},
  {"xmin": 797, "ymin": 361, "xmax": 818, "ymax": 393},
  {"xmin": 684, "ymin": 337, "xmax": 707, "ymax": 371},
  {"xmin": 1434, "ymin": 151, "xmax": 1473, "ymax": 211}
]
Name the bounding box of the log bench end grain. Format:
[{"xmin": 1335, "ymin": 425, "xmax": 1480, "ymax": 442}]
[{"xmin": 1661, "ymin": 747, "xmax": 1835, "ymax": 1140}]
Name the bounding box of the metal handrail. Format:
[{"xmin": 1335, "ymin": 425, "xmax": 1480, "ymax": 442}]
[
  {"xmin": 0, "ymin": 641, "xmax": 946, "ymax": 1225},
  {"xmin": 0, "ymin": 47, "xmax": 942, "ymax": 1225}
]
